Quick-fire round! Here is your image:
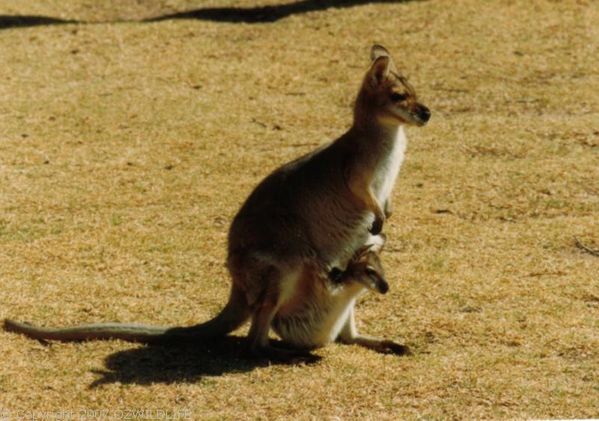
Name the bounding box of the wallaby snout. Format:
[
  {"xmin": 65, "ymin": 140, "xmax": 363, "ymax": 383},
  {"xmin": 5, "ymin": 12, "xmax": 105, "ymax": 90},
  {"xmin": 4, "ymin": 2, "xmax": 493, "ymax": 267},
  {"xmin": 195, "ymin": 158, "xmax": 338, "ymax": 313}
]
[
  {"xmin": 414, "ymin": 104, "xmax": 431, "ymax": 126},
  {"xmin": 364, "ymin": 267, "xmax": 389, "ymax": 294}
]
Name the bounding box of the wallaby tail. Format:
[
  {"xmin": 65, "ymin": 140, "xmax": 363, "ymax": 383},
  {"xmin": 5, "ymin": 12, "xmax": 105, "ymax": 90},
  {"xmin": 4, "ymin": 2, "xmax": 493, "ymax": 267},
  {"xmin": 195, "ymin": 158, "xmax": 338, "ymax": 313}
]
[
  {"xmin": 4, "ymin": 286, "xmax": 251, "ymax": 344},
  {"xmin": 163, "ymin": 286, "xmax": 251, "ymax": 342},
  {"xmin": 3, "ymin": 319, "xmax": 173, "ymax": 343}
]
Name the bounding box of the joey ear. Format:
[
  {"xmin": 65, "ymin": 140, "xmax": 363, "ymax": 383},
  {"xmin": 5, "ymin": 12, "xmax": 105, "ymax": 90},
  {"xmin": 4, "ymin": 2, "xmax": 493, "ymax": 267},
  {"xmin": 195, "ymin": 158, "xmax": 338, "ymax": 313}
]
[
  {"xmin": 353, "ymin": 244, "xmax": 374, "ymax": 261},
  {"xmin": 368, "ymin": 56, "xmax": 391, "ymax": 88},
  {"xmin": 354, "ymin": 234, "xmax": 386, "ymax": 261}
]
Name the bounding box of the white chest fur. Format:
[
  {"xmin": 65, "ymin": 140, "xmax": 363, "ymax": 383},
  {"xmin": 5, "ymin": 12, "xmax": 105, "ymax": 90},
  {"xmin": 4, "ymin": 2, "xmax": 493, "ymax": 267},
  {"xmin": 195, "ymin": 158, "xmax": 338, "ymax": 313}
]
[{"xmin": 373, "ymin": 126, "xmax": 407, "ymax": 204}]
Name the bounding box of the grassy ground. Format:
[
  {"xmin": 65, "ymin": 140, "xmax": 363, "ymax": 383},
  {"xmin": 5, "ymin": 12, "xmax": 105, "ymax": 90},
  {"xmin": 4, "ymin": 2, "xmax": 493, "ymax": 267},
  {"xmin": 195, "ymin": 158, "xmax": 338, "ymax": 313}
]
[{"xmin": 1, "ymin": 0, "xmax": 598, "ymax": 419}]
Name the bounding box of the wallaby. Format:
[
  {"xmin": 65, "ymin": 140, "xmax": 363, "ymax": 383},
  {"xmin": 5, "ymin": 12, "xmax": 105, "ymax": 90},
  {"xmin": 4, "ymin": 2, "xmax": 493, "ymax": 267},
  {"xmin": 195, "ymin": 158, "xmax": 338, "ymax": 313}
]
[
  {"xmin": 5, "ymin": 239, "xmax": 408, "ymax": 355},
  {"xmin": 4, "ymin": 45, "xmax": 429, "ymax": 359}
]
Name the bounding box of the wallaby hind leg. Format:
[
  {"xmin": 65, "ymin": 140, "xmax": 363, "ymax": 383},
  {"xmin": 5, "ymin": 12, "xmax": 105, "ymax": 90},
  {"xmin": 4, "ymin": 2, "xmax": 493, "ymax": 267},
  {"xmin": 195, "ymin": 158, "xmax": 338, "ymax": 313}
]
[
  {"xmin": 243, "ymin": 264, "xmax": 313, "ymax": 361},
  {"xmin": 248, "ymin": 298, "xmax": 314, "ymax": 361},
  {"xmin": 337, "ymin": 307, "xmax": 410, "ymax": 356}
]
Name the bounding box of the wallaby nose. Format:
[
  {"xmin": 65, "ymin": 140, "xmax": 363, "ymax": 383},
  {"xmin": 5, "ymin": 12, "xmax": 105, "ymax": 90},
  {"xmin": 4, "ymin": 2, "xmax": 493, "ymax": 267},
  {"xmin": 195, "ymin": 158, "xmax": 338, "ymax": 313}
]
[
  {"xmin": 376, "ymin": 278, "xmax": 389, "ymax": 294},
  {"xmin": 419, "ymin": 106, "xmax": 431, "ymax": 123}
]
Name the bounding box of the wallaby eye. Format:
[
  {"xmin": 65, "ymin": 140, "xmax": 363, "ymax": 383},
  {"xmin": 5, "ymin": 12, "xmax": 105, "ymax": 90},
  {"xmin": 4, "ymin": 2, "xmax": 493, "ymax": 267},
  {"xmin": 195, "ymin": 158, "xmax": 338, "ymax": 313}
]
[
  {"xmin": 365, "ymin": 267, "xmax": 378, "ymax": 277},
  {"xmin": 390, "ymin": 92, "xmax": 407, "ymax": 102}
]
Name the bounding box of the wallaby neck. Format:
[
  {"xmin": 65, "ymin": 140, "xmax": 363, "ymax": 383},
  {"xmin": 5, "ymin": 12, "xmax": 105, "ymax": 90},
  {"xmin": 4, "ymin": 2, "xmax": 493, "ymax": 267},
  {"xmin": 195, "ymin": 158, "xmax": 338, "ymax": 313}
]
[{"xmin": 346, "ymin": 121, "xmax": 405, "ymax": 153}]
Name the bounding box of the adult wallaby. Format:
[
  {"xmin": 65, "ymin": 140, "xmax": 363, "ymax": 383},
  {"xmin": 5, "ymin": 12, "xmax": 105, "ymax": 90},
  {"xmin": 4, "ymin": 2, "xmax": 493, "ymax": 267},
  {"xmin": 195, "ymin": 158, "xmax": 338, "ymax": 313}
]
[{"xmin": 5, "ymin": 45, "xmax": 429, "ymax": 359}]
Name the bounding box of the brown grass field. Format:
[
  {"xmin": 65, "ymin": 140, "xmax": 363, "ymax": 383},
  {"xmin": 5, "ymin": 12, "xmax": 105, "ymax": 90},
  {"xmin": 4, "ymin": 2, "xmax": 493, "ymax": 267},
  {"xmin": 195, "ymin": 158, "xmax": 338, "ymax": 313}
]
[{"xmin": 1, "ymin": 0, "xmax": 598, "ymax": 419}]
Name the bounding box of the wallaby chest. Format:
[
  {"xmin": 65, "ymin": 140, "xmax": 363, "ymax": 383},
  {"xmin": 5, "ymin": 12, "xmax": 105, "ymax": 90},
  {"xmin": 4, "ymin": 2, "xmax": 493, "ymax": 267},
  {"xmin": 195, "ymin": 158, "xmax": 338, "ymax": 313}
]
[{"xmin": 372, "ymin": 126, "xmax": 407, "ymax": 204}]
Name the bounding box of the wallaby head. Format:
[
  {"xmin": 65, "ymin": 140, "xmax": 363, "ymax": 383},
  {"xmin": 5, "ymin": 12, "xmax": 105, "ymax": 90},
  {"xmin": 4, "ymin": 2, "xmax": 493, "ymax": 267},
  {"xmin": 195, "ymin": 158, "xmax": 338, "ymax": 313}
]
[
  {"xmin": 345, "ymin": 235, "xmax": 389, "ymax": 294},
  {"xmin": 354, "ymin": 45, "xmax": 431, "ymax": 129}
]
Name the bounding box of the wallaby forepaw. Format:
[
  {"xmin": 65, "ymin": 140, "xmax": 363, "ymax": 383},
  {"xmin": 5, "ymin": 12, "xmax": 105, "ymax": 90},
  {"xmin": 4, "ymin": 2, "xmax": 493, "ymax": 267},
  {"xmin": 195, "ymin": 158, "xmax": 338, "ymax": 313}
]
[{"xmin": 384, "ymin": 200, "xmax": 393, "ymax": 219}]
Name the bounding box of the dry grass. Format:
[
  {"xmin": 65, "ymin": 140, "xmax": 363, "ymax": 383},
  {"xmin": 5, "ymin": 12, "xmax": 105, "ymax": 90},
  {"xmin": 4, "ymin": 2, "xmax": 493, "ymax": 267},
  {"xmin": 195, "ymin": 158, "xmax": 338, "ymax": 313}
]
[{"xmin": 1, "ymin": 0, "xmax": 598, "ymax": 419}]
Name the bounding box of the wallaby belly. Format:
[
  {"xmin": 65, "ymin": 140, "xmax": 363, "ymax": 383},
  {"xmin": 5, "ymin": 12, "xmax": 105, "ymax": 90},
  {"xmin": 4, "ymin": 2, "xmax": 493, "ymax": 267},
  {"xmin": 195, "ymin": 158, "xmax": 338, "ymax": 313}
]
[{"xmin": 272, "ymin": 282, "xmax": 362, "ymax": 349}]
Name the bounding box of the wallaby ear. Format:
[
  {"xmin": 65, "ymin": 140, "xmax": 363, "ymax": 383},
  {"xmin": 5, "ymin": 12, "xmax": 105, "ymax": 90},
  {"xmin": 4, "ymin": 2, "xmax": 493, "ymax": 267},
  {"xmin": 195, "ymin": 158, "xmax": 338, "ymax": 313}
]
[
  {"xmin": 353, "ymin": 234, "xmax": 386, "ymax": 261},
  {"xmin": 369, "ymin": 45, "xmax": 398, "ymax": 87},
  {"xmin": 370, "ymin": 44, "xmax": 390, "ymax": 61},
  {"xmin": 368, "ymin": 56, "xmax": 391, "ymax": 88},
  {"xmin": 353, "ymin": 244, "xmax": 374, "ymax": 262}
]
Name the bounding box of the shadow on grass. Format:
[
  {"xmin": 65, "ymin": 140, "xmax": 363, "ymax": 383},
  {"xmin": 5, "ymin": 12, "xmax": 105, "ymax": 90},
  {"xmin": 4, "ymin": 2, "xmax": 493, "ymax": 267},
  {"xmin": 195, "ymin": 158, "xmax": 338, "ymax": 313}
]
[
  {"xmin": 148, "ymin": 0, "xmax": 420, "ymax": 24},
  {"xmin": 0, "ymin": 15, "xmax": 75, "ymax": 29},
  {"xmin": 90, "ymin": 335, "xmax": 320, "ymax": 388},
  {"xmin": 0, "ymin": 0, "xmax": 423, "ymax": 30}
]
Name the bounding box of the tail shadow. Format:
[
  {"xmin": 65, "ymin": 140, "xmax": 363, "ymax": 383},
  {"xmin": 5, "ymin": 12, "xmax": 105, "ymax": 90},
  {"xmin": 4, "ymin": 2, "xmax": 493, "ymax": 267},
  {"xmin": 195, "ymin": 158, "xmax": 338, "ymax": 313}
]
[
  {"xmin": 90, "ymin": 336, "xmax": 320, "ymax": 388},
  {"xmin": 0, "ymin": 15, "xmax": 75, "ymax": 29},
  {"xmin": 0, "ymin": 0, "xmax": 422, "ymax": 30}
]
